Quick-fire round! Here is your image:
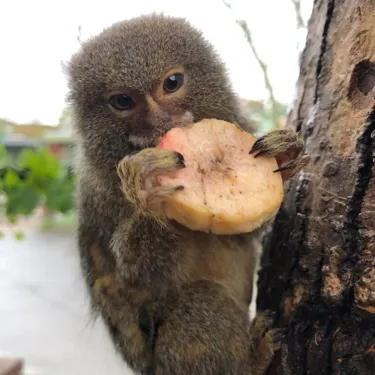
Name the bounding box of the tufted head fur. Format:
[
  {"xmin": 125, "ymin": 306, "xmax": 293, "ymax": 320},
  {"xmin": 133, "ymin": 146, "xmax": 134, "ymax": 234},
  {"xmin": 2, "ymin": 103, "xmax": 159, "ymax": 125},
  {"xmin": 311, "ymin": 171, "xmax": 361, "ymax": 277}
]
[{"xmin": 67, "ymin": 13, "xmax": 244, "ymax": 175}]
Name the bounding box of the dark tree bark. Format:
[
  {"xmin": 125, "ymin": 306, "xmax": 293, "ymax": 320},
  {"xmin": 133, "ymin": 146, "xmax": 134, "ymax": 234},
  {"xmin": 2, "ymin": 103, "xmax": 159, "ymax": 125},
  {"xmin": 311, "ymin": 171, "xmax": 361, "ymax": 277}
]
[{"xmin": 257, "ymin": 0, "xmax": 375, "ymax": 374}]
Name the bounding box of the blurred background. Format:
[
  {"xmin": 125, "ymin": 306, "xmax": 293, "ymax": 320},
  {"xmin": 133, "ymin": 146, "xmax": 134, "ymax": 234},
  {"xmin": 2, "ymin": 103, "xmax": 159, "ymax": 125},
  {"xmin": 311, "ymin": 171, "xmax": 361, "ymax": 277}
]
[{"xmin": 0, "ymin": 0, "xmax": 312, "ymax": 374}]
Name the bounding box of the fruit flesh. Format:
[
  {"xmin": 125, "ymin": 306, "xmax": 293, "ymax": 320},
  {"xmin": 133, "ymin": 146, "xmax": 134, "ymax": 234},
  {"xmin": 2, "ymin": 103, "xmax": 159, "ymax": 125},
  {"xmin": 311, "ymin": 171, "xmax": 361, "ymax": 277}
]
[{"xmin": 157, "ymin": 119, "xmax": 284, "ymax": 235}]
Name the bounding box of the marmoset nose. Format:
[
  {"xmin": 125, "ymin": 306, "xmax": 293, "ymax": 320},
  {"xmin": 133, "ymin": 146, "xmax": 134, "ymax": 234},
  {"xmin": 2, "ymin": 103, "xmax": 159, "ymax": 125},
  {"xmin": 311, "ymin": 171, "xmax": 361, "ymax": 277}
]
[
  {"xmin": 144, "ymin": 95, "xmax": 171, "ymax": 126},
  {"xmin": 144, "ymin": 109, "xmax": 172, "ymax": 127}
]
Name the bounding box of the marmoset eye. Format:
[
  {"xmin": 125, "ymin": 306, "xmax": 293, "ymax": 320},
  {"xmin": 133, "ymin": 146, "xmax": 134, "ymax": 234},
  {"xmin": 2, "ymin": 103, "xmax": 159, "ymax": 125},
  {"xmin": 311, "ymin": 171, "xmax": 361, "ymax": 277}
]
[
  {"xmin": 163, "ymin": 73, "xmax": 184, "ymax": 93},
  {"xmin": 109, "ymin": 94, "xmax": 135, "ymax": 110}
]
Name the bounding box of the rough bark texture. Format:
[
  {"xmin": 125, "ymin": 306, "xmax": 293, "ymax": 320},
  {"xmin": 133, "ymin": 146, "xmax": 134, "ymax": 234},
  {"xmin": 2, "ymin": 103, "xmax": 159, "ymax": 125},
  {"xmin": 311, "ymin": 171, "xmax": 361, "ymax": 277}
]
[{"xmin": 257, "ymin": 0, "xmax": 375, "ymax": 374}]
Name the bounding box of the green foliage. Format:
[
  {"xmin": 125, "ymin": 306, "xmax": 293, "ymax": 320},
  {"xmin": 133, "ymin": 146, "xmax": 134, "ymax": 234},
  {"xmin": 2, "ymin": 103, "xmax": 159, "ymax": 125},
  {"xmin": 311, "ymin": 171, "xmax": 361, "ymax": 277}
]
[
  {"xmin": 5, "ymin": 184, "xmax": 40, "ymax": 220},
  {"xmin": 45, "ymin": 178, "xmax": 75, "ymax": 214},
  {"xmin": 14, "ymin": 232, "xmax": 25, "ymax": 241},
  {"xmin": 0, "ymin": 145, "xmax": 11, "ymax": 167},
  {"xmin": 0, "ymin": 145, "xmax": 75, "ymax": 224},
  {"xmin": 242, "ymin": 99, "xmax": 288, "ymax": 136}
]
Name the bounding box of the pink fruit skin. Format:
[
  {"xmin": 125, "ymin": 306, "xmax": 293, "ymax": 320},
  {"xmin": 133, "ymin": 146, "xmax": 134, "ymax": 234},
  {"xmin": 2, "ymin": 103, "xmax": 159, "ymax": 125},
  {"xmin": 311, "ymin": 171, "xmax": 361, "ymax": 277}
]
[{"xmin": 158, "ymin": 129, "xmax": 186, "ymax": 155}]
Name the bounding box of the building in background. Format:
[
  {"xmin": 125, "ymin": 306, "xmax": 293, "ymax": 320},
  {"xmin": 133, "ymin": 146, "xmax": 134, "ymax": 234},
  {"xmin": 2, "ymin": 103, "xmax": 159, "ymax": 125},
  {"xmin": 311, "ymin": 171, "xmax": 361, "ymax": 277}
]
[{"xmin": 1, "ymin": 109, "xmax": 75, "ymax": 167}]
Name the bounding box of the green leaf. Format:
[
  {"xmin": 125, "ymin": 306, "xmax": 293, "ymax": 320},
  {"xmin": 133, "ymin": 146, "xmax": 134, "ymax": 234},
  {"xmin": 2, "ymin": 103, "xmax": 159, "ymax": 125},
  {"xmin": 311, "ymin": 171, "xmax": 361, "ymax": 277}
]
[
  {"xmin": 7, "ymin": 216, "xmax": 17, "ymax": 224},
  {"xmin": 14, "ymin": 232, "xmax": 25, "ymax": 241},
  {"xmin": 4, "ymin": 170, "xmax": 19, "ymax": 187},
  {"xmin": 0, "ymin": 145, "xmax": 76, "ymax": 228},
  {"xmin": 0, "ymin": 146, "xmax": 11, "ymax": 168},
  {"xmin": 45, "ymin": 178, "xmax": 74, "ymax": 213},
  {"xmin": 0, "ymin": 231, "xmax": 4, "ymax": 240},
  {"xmin": 5, "ymin": 185, "xmax": 40, "ymax": 217},
  {"xmin": 17, "ymin": 148, "xmax": 62, "ymax": 184}
]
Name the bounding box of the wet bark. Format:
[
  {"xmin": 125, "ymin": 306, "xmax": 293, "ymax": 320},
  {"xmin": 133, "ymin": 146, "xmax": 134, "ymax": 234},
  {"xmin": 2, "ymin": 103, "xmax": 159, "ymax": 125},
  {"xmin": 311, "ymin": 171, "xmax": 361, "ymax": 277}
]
[{"xmin": 257, "ymin": 0, "xmax": 375, "ymax": 374}]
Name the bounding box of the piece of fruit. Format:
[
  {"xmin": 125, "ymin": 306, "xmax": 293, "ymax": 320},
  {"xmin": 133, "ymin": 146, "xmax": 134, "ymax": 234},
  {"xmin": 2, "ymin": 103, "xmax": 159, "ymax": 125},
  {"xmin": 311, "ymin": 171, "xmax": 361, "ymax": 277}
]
[{"xmin": 157, "ymin": 118, "xmax": 284, "ymax": 235}]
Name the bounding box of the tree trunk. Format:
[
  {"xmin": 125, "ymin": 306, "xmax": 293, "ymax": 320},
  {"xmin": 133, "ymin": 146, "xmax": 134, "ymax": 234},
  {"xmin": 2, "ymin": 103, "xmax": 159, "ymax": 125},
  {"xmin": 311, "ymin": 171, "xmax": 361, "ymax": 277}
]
[{"xmin": 257, "ymin": 0, "xmax": 375, "ymax": 374}]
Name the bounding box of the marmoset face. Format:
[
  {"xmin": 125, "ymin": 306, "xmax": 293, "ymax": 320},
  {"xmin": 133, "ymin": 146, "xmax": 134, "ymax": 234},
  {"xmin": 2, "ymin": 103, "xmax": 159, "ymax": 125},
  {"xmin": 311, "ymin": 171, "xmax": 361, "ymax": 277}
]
[{"xmin": 68, "ymin": 14, "xmax": 239, "ymax": 169}]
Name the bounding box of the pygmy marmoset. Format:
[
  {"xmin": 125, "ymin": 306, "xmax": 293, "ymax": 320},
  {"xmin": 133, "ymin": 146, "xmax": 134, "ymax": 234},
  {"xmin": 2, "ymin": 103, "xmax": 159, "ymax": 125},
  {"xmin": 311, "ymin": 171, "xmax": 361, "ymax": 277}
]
[{"xmin": 67, "ymin": 13, "xmax": 308, "ymax": 375}]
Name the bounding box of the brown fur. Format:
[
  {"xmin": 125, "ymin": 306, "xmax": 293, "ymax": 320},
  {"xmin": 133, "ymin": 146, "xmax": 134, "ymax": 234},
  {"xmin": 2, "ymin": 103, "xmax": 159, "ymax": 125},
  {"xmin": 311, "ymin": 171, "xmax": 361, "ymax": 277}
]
[{"xmin": 67, "ymin": 13, "xmax": 306, "ymax": 375}]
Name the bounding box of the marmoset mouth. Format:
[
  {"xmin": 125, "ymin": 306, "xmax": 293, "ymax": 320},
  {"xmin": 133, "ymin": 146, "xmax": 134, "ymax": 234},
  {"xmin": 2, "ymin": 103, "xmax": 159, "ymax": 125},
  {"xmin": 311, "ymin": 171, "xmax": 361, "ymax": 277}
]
[
  {"xmin": 129, "ymin": 111, "xmax": 195, "ymax": 149},
  {"xmin": 128, "ymin": 134, "xmax": 157, "ymax": 149}
]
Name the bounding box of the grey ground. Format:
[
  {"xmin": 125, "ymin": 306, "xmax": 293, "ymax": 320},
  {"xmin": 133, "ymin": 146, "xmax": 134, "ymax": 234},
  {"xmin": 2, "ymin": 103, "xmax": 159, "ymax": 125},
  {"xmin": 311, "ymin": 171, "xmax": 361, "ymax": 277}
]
[{"xmin": 0, "ymin": 229, "xmax": 134, "ymax": 375}]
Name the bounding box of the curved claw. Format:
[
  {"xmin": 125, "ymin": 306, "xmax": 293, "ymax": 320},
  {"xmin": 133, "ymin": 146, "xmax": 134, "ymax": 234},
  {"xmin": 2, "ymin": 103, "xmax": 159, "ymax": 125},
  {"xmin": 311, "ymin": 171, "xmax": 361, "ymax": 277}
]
[
  {"xmin": 175, "ymin": 152, "xmax": 185, "ymax": 168},
  {"xmin": 117, "ymin": 148, "xmax": 186, "ymax": 217},
  {"xmin": 253, "ymin": 149, "xmax": 270, "ymax": 159},
  {"xmin": 274, "ymin": 154, "xmax": 310, "ymax": 180},
  {"xmin": 249, "ymin": 135, "xmax": 267, "ymax": 154},
  {"xmin": 249, "ymin": 129, "xmax": 309, "ymax": 180}
]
